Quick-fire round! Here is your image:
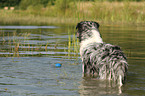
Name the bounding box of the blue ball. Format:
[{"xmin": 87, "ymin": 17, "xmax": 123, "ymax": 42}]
[{"xmin": 55, "ymin": 63, "xmax": 61, "ymax": 67}]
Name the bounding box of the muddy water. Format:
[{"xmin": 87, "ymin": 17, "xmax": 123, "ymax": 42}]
[{"xmin": 0, "ymin": 25, "xmax": 145, "ymax": 95}]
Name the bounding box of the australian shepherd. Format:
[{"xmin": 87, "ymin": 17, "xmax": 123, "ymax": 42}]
[{"xmin": 76, "ymin": 21, "xmax": 128, "ymax": 86}]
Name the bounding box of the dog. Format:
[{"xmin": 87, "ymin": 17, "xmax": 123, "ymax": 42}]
[{"xmin": 76, "ymin": 21, "xmax": 128, "ymax": 86}]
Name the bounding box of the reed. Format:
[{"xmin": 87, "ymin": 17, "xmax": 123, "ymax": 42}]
[
  {"xmin": 67, "ymin": 26, "xmax": 80, "ymax": 60},
  {"xmin": 0, "ymin": 31, "xmax": 46, "ymax": 57},
  {"xmin": 0, "ymin": 28, "xmax": 80, "ymax": 59}
]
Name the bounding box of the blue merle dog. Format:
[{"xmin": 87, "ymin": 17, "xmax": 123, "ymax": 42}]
[{"xmin": 76, "ymin": 21, "xmax": 128, "ymax": 86}]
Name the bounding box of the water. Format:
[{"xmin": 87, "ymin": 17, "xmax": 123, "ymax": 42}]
[{"xmin": 0, "ymin": 25, "xmax": 145, "ymax": 96}]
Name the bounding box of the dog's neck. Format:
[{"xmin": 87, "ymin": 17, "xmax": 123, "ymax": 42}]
[
  {"xmin": 80, "ymin": 30, "xmax": 103, "ymax": 46},
  {"xmin": 80, "ymin": 29, "xmax": 103, "ymax": 56}
]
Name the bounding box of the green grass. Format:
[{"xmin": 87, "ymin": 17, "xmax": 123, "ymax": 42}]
[
  {"xmin": 67, "ymin": 26, "xmax": 79, "ymax": 59},
  {"xmin": 0, "ymin": 1, "xmax": 145, "ymax": 25}
]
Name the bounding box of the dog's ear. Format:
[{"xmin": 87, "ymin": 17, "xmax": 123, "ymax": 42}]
[
  {"xmin": 76, "ymin": 23, "xmax": 81, "ymax": 29},
  {"xmin": 94, "ymin": 22, "xmax": 100, "ymax": 29}
]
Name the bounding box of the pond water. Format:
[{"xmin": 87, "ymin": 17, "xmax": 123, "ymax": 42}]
[{"xmin": 0, "ymin": 25, "xmax": 145, "ymax": 96}]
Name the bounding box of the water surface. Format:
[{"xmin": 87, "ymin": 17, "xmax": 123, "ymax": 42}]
[{"xmin": 0, "ymin": 25, "xmax": 145, "ymax": 96}]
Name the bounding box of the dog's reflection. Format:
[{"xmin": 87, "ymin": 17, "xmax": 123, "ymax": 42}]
[{"xmin": 79, "ymin": 77, "xmax": 122, "ymax": 96}]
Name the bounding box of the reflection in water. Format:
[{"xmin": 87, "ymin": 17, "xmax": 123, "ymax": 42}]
[
  {"xmin": 0, "ymin": 26, "xmax": 59, "ymax": 29},
  {"xmin": 79, "ymin": 77, "xmax": 123, "ymax": 95}
]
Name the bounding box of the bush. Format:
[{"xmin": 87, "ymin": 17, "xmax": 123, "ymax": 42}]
[
  {"xmin": 27, "ymin": 4, "xmax": 43, "ymax": 11},
  {"xmin": 19, "ymin": 0, "xmax": 46, "ymax": 10},
  {"xmin": 0, "ymin": 0, "xmax": 21, "ymax": 8},
  {"xmin": 19, "ymin": 0, "xmax": 34, "ymax": 10},
  {"xmin": 54, "ymin": 0, "xmax": 73, "ymax": 15}
]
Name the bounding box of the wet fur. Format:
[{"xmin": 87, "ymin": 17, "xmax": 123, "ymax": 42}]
[{"xmin": 76, "ymin": 21, "xmax": 128, "ymax": 86}]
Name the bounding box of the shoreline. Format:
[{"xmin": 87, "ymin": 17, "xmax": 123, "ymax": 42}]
[{"xmin": 0, "ymin": 1, "xmax": 144, "ymax": 26}]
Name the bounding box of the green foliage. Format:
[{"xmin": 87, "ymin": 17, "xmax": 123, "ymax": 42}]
[
  {"xmin": 47, "ymin": 0, "xmax": 56, "ymax": 6},
  {"xmin": 54, "ymin": 0, "xmax": 75, "ymax": 16},
  {"xmin": 0, "ymin": 0, "xmax": 144, "ymax": 9},
  {"xmin": 0, "ymin": 0, "xmax": 21, "ymax": 8},
  {"xmin": 27, "ymin": 4, "xmax": 44, "ymax": 12},
  {"xmin": 55, "ymin": 0, "xmax": 71, "ymax": 10},
  {"xmin": 39, "ymin": 0, "xmax": 49, "ymax": 7},
  {"xmin": 0, "ymin": 1, "xmax": 144, "ymax": 25},
  {"xmin": 19, "ymin": 0, "xmax": 34, "ymax": 10}
]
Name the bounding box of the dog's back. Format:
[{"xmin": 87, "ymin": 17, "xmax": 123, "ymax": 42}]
[{"xmin": 81, "ymin": 42, "xmax": 128, "ymax": 85}]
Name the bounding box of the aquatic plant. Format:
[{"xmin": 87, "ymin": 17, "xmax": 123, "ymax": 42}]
[
  {"xmin": 0, "ymin": 27, "xmax": 80, "ymax": 59},
  {"xmin": 67, "ymin": 26, "xmax": 79, "ymax": 59},
  {"xmin": 0, "ymin": 31, "xmax": 44, "ymax": 57}
]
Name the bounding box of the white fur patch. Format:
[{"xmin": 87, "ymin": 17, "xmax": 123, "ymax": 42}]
[
  {"xmin": 119, "ymin": 75, "xmax": 123, "ymax": 87},
  {"xmin": 80, "ymin": 30, "xmax": 103, "ymax": 56}
]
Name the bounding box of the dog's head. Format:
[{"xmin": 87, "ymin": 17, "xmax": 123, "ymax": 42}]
[{"xmin": 76, "ymin": 21, "xmax": 100, "ymax": 42}]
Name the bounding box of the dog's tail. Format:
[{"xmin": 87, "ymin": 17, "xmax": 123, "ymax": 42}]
[
  {"xmin": 104, "ymin": 45, "xmax": 128, "ymax": 86},
  {"xmin": 110, "ymin": 61, "xmax": 128, "ymax": 86},
  {"xmin": 119, "ymin": 75, "xmax": 123, "ymax": 86}
]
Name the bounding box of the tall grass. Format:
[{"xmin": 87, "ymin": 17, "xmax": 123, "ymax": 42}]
[
  {"xmin": 0, "ymin": 31, "xmax": 49, "ymax": 57},
  {"xmin": 67, "ymin": 26, "xmax": 79, "ymax": 59},
  {"xmin": 76, "ymin": 1, "xmax": 145, "ymax": 24},
  {"xmin": 0, "ymin": 1, "xmax": 144, "ymax": 25},
  {"xmin": 0, "ymin": 27, "xmax": 80, "ymax": 58}
]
